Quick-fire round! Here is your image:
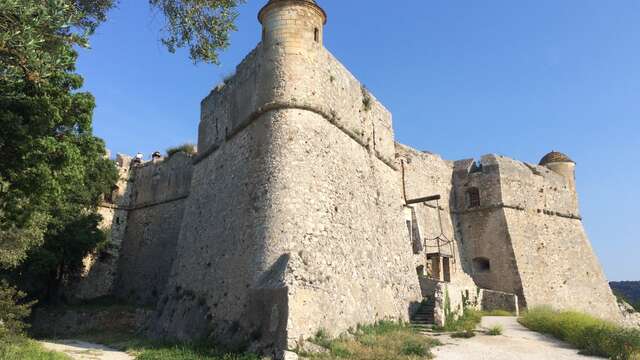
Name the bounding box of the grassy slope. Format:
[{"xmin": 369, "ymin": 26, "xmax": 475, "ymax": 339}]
[
  {"xmin": 0, "ymin": 336, "xmax": 69, "ymax": 360},
  {"xmin": 519, "ymin": 307, "xmax": 640, "ymax": 360}
]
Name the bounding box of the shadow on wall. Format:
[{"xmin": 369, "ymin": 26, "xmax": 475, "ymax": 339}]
[{"xmin": 244, "ymin": 253, "xmax": 290, "ymax": 355}]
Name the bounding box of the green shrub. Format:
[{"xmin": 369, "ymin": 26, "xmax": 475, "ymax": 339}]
[
  {"xmin": 0, "ymin": 281, "xmax": 35, "ymax": 339},
  {"xmin": 439, "ymin": 308, "xmax": 482, "ymax": 332},
  {"xmin": 487, "ymin": 325, "xmax": 503, "ymax": 336},
  {"xmin": 400, "ymin": 337, "xmax": 428, "ymax": 356},
  {"xmin": 519, "ymin": 307, "xmax": 640, "ymax": 360},
  {"xmin": 166, "ymin": 143, "xmax": 197, "ymax": 157}
]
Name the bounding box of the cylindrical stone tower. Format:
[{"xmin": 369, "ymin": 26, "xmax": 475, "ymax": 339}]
[
  {"xmin": 539, "ymin": 151, "xmax": 577, "ymax": 191},
  {"xmin": 258, "ymin": 0, "xmax": 327, "ymax": 53}
]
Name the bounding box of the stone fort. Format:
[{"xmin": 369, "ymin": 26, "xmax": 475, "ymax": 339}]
[{"xmin": 69, "ymin": 0, "xmax": 625, "ymax": 355}]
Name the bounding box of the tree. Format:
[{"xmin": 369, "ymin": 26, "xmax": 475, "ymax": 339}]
[
  {"xmin": 0, "ymin": 0, "xmax": 244, "ymax": 302},
  {"xmin": 0, "ymin": 1, "xmax": 118, "ymax": 301},
  {"xmin": 0, "ymin": 0, "xmax": 242, "ymax": 265}
]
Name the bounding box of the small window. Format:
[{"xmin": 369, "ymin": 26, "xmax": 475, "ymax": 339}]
[
  {"xmin": 406, "ymin": 220, "xmax": 412, "ymax": 242},
  {"xmin": 314, "ymin": 28, "xmax": 319, "ymax": 42},
  {"xmin": 472, "ymin": 257, "xmax": 491, "ymax": 273},
  {"xmin": 466, "ymin": 187, "xmax": 480, "ymax": 208}
]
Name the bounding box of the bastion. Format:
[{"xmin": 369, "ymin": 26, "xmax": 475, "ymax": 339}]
[{"xmin": 69, "ymin": 0, "xmax": 624, "ymax": 356}]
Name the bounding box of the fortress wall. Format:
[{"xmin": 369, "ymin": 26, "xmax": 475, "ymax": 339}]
[
  {"xmin": 396, "ymin": 145, "xmax": 484, "ymax": 325},
  {"xmin": 453, "ymin": 154, "xmax": 620, "ymax": 321},
  {"xmin": 271, "ymin": 47, "xmax": 396, "ymax": 163},
  {"xmin": 453, "ymin": 156, "xmax": 526, "ymax": 302},
  {"xmin": 114, "ymin": 154, "xmax": 193, "ymax": 306},
  {"xmin": 150, "ymin": 39, "xmax": 423, "ymax": 351},
  {"xmin": 150, "ymin": 113, "xmax": 287, "ymax": 350},
  {"xmin": 395, "ymin": 144, "xmax": 475, "ymax": 284},
  {"xmin": 129, "ymin": 153, "xmax": 193, "ymax": 207},
  {"xmin": 262, "ymin": 45, "xmax": 421, "ymax": 343},
  {"xmin": 267, "ymin": 109, "xmax": 421, "ymax": 345},
  {"xmin": 492, "ymin": 156, "xmax": 621, "ymax": 321},
  {"xmin": 496, "ymin": 157, "xmax": 579, "ymax": 217},
  {"xmin": 198, "ymin": 46, "xmax": 265, "ymax": 156}
]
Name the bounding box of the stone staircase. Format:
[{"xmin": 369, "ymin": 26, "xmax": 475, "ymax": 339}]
[{"xmin": 410, "ymin": 297, "xmax": 435, "ymax": 334}]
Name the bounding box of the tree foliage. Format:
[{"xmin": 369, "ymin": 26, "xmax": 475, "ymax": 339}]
[
  {"xmin": 0, "ymin": 281, "xmax": 34, "ymax": 338},
  {"xmin": 150, "ymin": 0, "xmax": 244, "ymax": 64},
  {"xmin": 0, "ymin": 0, "xmax": 242, "ymax": 303},
  {"xmin": 0, "ymin": 1, "xmax": 118, "ymax": 302},
  {"xmin": 0, "ymin": 0, "xmax": 115, "ymax": 87}
]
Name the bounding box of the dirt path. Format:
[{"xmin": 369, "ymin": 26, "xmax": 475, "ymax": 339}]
[
  {"xmin": 39, "ymin": 340, "xmax": 134, "ymax": 360},
  {"xmin": 432, "ymin": 316, "xmax": 603, "ymax": 360}
]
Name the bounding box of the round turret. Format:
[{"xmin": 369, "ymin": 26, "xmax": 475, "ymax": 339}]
[
  {"xmin": 258, "ymin": 0, "xmax": 327, "ymax": 51},
  {"xmin": 540, "ymin": 151, "xmax": 576, "ymax": 190}
]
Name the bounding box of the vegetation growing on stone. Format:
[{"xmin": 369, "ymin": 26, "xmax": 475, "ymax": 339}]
[
  {"xmin": 303, "ymin": 320, "xmax": 440, "ymax": 359},
  {"xmin": 167, "ymin": 143, "xmax": 198, "ymax": 157},
  {"xmin": 361, "ymin": 85, "xmax": 372, "ymax": 112},
  {"xmin": 519, "ymin": 306, "xmax": 640, "ymax": 359}
]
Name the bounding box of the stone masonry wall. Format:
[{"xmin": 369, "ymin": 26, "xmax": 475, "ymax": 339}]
[
  {"xmin": 453, "ymin": 154, "xmax": 621, "ymax": 322},
  {"xmin": 269, "ymin": 110, "xmax": 421, "ymax": 345},
  {"xmin": 114, "ymin": 153, "xmax": 193, "ymax": 306},
  {"xmin": 396, "ymin": 144, "xmax": 481, "ymax": 325},
  {"xmin": 453, "ymin": 156, "xmax": 526, "ymax": 303},
  {"xmin": 495, "ymin": 156, "xmax": 621, "ymax": 321},
  {"xmin": 152, "ymin": 20, "xmax": 422, "ymax": 350}
]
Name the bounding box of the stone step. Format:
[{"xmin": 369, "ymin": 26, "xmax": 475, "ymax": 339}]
[{"xmin": 410, "ymin": 322, "xmax": 434, "ymax": 326}]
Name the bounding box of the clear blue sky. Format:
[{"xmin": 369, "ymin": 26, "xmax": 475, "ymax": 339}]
[{"xmin": 76, "ymin": 1, "xmax": 639, "ymax": 281}]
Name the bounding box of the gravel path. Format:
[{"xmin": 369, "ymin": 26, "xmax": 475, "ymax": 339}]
[
  {"xmin": 431, "ymin": 316, "xmax": 604, "ymax": 360},
  {"xmin": 39, "ymin": 340, "xmax": 133, "ymax": 360}
]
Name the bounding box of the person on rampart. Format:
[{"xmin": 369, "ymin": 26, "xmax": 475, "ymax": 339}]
[{"xmin": 132, "ymin": 152, "xmax": 144, "ymax": 165}]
